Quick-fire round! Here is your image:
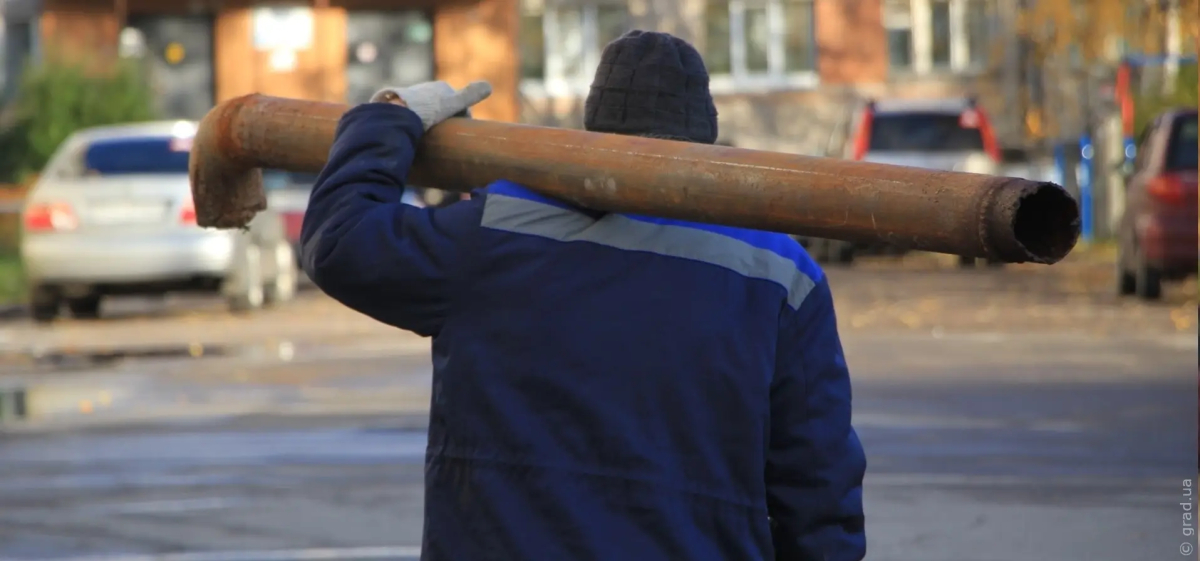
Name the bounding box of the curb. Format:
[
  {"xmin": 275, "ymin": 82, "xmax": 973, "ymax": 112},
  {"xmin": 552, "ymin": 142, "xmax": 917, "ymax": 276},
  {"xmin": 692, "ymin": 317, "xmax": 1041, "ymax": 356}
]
[
  {"xmin": 0, "ymin": 393, "xmax": 432, "ymax": 435},
  {"xmin": 0, "ymin": 384, "xmax": 28, "ymax": 423},
  {"xmin": 0, "ymin": 304, "xmax": 26, "ymax": 321},
  {"xmin": 0, "ymin": 371, "xmax": 433, "ymax": 433}
]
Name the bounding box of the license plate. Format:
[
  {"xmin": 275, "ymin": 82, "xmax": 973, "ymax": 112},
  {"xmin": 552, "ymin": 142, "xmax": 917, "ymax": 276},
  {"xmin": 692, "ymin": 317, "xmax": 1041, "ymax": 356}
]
[{"xmin": 89, "ymin": 202, "xmax": 166, "ymax": 224}]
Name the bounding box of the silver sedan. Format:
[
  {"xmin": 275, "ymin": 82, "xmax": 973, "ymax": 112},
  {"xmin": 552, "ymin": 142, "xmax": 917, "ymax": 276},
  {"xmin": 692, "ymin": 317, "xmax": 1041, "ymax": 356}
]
[{"xmin": 19, "ymin": 121, "xmax": 298, "ymax": 322}]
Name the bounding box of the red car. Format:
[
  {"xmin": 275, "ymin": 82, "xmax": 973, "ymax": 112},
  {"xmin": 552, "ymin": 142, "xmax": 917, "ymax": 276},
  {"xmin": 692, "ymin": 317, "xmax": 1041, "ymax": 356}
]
[
  {"xmin": 264, "ymin": 170, "xmax": 320, "ymax": 270},
  {"xmin": 1117, "ymin": 108, "xmax": 1198, "ymax": 300}
]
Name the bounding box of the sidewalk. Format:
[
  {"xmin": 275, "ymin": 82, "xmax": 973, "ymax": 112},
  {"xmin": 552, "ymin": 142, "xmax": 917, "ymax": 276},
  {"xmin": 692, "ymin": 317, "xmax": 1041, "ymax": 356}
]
[{"xmin": 0, "ymin": 338, "xmax": 434, "ymax": 433}]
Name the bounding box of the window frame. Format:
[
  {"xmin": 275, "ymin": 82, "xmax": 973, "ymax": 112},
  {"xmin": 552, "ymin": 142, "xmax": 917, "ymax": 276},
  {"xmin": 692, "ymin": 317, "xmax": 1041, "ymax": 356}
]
[
  {"xmin": 1132, "ymin": 116, "xmax": 1161, "ymax": 174},
  {"xmin": 705, "ymin": 0, "xmax": 819, "ymax": 94},
  {"xmin": 1163, "ymin": 112, "xmax": 1199, "ymax": 172},
  {"xmin": 519, "ymin": 0, "xmax": 819, "ymax": 98},
  {"xmin": 886, "ymin": 0, "xmax": 994, "ymax": 77},
  {"xmin": 2, "ymin": 18, "xmax": 39, "ymax": 103},
  {"xmin": 519, "ymin": 0, "xmax": 632, "ymax": 99}
]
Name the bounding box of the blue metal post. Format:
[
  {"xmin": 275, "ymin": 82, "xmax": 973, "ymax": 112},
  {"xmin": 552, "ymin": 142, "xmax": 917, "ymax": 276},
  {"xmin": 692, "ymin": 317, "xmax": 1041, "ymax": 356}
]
[
  {"xmin": 1053, "ymin": 143, "xmax": 1066, "ymax": 187},
  {"xmin": 1078, "ymin": 135, "xmax": 1094, "ymax": 243}
]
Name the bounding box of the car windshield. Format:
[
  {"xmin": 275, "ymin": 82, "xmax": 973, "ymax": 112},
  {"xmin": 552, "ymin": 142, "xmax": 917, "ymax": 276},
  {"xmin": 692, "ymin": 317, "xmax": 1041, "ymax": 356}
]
[
  {"xmin": 868, "ymin": 111, "xmax": 985, "ymax": 152},
  {"xmin": 1166, "ymin": 114, "xmax": 1198, "ymax": 171},
  {"xmin": 84, "ymin": 136, "xmax": 191, "ymax": 175},
  {"xmin": 263, "ymin": 170, "xmax": 320, "ymax": 191}
]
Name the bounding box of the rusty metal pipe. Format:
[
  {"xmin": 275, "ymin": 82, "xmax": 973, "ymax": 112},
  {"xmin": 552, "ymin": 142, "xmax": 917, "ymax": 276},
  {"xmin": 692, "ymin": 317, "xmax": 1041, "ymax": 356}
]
[{"xmin": 190, "ymin": 94, "xmax": 1080, "ymax": 264}]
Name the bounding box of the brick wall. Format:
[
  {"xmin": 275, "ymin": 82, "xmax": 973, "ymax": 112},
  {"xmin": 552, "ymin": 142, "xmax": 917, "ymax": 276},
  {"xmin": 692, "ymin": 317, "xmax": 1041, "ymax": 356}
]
[{"xmin": 37, "ymin": 0, "xmax": 520, "ymax": 122}]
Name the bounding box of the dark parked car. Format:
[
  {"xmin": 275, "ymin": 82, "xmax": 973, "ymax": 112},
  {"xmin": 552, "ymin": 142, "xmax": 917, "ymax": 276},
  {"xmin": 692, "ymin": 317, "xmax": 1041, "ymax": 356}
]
[{"xmin": 1116, "ymin": 108, "xmax": 1198, "ymax": 300}]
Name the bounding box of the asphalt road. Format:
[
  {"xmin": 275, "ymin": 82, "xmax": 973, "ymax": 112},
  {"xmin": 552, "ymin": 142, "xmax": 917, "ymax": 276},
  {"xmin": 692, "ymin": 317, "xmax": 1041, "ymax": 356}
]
[{"xmin": 0, "ymin": 256, "xmax": 1195, "ymax": 561}]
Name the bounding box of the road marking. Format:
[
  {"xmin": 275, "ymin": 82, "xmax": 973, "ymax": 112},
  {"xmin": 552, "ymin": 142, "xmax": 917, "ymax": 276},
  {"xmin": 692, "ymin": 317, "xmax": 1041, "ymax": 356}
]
[
  {"xmin": 852, "ymin": 413, "xmax": 1087, "ymax": 432},
  {"xmin": 866, "ymin": 473, "xmax": 1178, "ymax": 487},
  {"xmin": 79, "ymin": 497, "xmax": 243, "ymax": 515},
  {"xmin": 853, "ymin": 412, "xmax": 1005, "ymax": 429},
  {"xmin": 0, "ymin": 546, "xmax": 422, "ymax": 561},
  {"xmin": 852, "ymin": 329, "xmax": 1198, "ymax": 345}
]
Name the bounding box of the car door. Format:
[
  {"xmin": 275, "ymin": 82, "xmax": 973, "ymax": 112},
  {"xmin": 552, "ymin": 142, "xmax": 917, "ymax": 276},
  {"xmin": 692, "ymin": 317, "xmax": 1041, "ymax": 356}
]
[{"xmin": 1122, "ymin": 118, "xmax": 1161, "ymax": 237}]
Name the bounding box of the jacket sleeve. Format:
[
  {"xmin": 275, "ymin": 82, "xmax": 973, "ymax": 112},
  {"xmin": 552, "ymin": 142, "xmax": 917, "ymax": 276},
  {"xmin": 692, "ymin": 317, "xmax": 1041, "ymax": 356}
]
[
  {"xmin": 299, "ymin": 103, "xmax": 482, "ymax": 337},
  {"xmin": 768, "ymin": 277, "xmax": 867, "ymax": 561}
]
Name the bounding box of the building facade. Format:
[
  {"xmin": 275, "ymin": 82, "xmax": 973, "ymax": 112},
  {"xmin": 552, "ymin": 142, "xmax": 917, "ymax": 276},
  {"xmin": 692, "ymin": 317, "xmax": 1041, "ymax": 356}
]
[
  {"xmin": 3, "ymin": 0, "xmax": 1187, "ymax": 158},
  {"xmin": 1, "ymin": 0, "xmax": 521, "ymax": 122},
  {"xmin": 518, "ymin": 0, "xmax": 1016, "ymax": 155}
]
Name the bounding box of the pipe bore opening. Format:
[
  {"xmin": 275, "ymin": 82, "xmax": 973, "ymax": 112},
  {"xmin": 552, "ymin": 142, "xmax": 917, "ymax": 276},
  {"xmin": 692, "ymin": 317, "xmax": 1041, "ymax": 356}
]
[{"xmin": 1012, "ymin": 184, "xmax": 1081, "ymax": 264}]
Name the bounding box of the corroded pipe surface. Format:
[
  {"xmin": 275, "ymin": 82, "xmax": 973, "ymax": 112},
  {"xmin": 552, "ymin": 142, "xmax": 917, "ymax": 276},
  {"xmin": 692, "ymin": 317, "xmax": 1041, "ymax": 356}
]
[{"xmin": 190, "ymin": 94, "xmax": 1080, "ymax": 264}]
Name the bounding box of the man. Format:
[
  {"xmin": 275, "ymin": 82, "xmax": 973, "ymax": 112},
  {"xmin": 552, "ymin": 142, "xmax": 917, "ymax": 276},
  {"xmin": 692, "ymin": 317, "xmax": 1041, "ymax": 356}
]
[{"xmin": 301, "ymin": 30, "xmax": 866, "ymax": 561}]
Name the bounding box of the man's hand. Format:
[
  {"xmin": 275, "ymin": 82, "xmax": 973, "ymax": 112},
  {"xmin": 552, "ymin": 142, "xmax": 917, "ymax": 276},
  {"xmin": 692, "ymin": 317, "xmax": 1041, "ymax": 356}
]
[
  {"xmin": 369, "ymin": 81, "xmax": 493, "ymax": 131},
  {"xmin": 375, "ymin": 90, "xmax": 408, "ymax": 107}
]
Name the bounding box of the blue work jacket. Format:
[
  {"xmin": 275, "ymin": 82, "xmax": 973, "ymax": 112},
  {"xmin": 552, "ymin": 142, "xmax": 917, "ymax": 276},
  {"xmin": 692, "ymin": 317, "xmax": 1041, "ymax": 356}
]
[{"xmin": 300, "ymin": 103, "xmax": 867, "ymax": 561}]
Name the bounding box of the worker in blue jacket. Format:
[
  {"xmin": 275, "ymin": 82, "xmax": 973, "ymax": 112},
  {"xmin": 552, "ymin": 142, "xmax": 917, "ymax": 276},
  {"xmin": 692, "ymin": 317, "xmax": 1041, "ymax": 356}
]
[{"xmin": 301, "ymin": 30, "xmax": 866, "ymax": 561}]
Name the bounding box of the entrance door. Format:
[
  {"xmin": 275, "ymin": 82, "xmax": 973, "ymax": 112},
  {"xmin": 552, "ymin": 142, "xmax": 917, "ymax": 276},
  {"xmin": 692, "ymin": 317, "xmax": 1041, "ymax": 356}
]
[
  {"xmin": 345, "ymin": 11, "xmax": 434, "ymax": 104},
  {"xmin": 123, "ymin": 16, "xmax": 215, "ymax": 120}
]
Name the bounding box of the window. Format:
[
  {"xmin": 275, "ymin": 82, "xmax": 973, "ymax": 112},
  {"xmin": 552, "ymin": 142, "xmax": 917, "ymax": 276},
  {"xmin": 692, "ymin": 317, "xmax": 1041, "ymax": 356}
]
[
  {"xmin": 704, "ymin": 0, "xmax": 732, "ymax": 74},
  {"xmin": 704, "ymin": 0, "xmax": 816, "ymax": 92},
  {"xmin": 886, "ymin": 0, "xmax": 995, "ymax": 75},
  {"xmin": 744, "ymin": 2, "xmax": 769, "ymax": 72},
  {"xmin": 964, "ymin": 0, "xmax": 991, "ymax": 66},
  {"xmin": 884, "ymin": 0, "xmax": 913, "ymax": 69},
  {"xmin": 519, "ymin": 11, "xmax": 545, "ymax": 80},
  {"xmin": 83, "ymin": 137, "xmax": 191, "ymax": 176},
  {"xmin": 595, "ymin": 5, "xmax": 628, "ymax": 50},
  {"xmin": 1166, "ymin": 114, "xmax": 1198, "ymax": 171},
  {"xmin": 930, "ymin": 0, "xmax": 951, "ymax": 67},
  {"xmin": 868, "ymin": 112, "xmax": 984, "ymax": 152},
  {"xmin": 519, "ymin": 0, "xmax": 632, "ymax": 96},
  {"xmin": 3, "ymin": 20, "xmax": 35, "ymax": 103},
  {"xmin": 0, "ymin": 21, "xmax": 6, "ymax": 96},
  {"xmin": 556, "ymin": 7, "xmax": 586, "ymax": 79},
  {"xmin": 782, "ymin": 0, "xmax": 815, "ymax": 72}
]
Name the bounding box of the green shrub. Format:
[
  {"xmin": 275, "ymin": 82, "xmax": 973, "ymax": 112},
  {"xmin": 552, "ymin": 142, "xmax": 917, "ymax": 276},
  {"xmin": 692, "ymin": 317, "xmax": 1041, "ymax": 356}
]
[
  {"xmin": 0, "ymin": 54, "xmax": 159, "ymax": 183},
  {"xmin": 1134, "ymin": 63, "xmax": 1199, "ymax": 134},
  {"xmin": 0, "ymin": 253, "xmax": 23, "ymax": 305}
]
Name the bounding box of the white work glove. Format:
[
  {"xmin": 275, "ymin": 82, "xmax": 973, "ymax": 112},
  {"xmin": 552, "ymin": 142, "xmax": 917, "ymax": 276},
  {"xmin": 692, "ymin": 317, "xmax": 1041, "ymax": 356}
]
[{"xmin": 370, "ymin": 81, "xmax": 493, "ymax": 131}]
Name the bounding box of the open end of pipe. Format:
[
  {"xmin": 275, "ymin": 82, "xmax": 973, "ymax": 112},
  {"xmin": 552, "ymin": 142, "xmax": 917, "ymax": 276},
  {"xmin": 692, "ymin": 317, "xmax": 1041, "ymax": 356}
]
[
  {"xmin": 1010, "ymin": 183, "xmax": 1081, "ymax": 264},
  {"xmin": 190, "ymin": 95, "xmax": 267, "ymax": 230}
]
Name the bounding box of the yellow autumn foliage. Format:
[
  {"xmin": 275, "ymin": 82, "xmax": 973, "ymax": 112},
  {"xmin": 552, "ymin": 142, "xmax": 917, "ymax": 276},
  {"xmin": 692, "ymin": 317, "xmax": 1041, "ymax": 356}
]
[{"xmin": 1017, "ymin": 0, "xmax": 1198, "ymax": 63}]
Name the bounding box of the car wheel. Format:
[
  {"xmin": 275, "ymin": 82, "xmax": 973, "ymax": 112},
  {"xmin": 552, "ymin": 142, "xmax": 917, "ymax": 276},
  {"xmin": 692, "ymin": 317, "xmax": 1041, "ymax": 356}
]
[
  {"xmin": 1117, "ymin": 269, "xmax": 1137, "ymax": 295},
  {"xmin": 1115, "ymin": 247, "xmax": 1136, "ymax": 296},
  {"xmin": 29, "ymin": 285, "xmax": 60, "ymax": 324},
  {"xmin": 66, "ymin": 294, "xmax": 102, "ymax": 319},
  {"xmin": 1134, "ymin": 247, "xmax": 1163, "ymax": 301},
  {"xmin": 836, "ymin": 242, "xmax": 856, "ymax": 264},
  {"xmin": 263, "ymin": 241, "xmax": 298, "ymax": 306},
  {"xmin": 810, "ymin": 239, "xmax": 832, "ymax": 263},
  {"xmin": 958, "ymin": 255, "xmax": 977, "ymax": 268},
  {"xmin": 225, "ymin": 244, "xmax": 265, "ymax": 314}
]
